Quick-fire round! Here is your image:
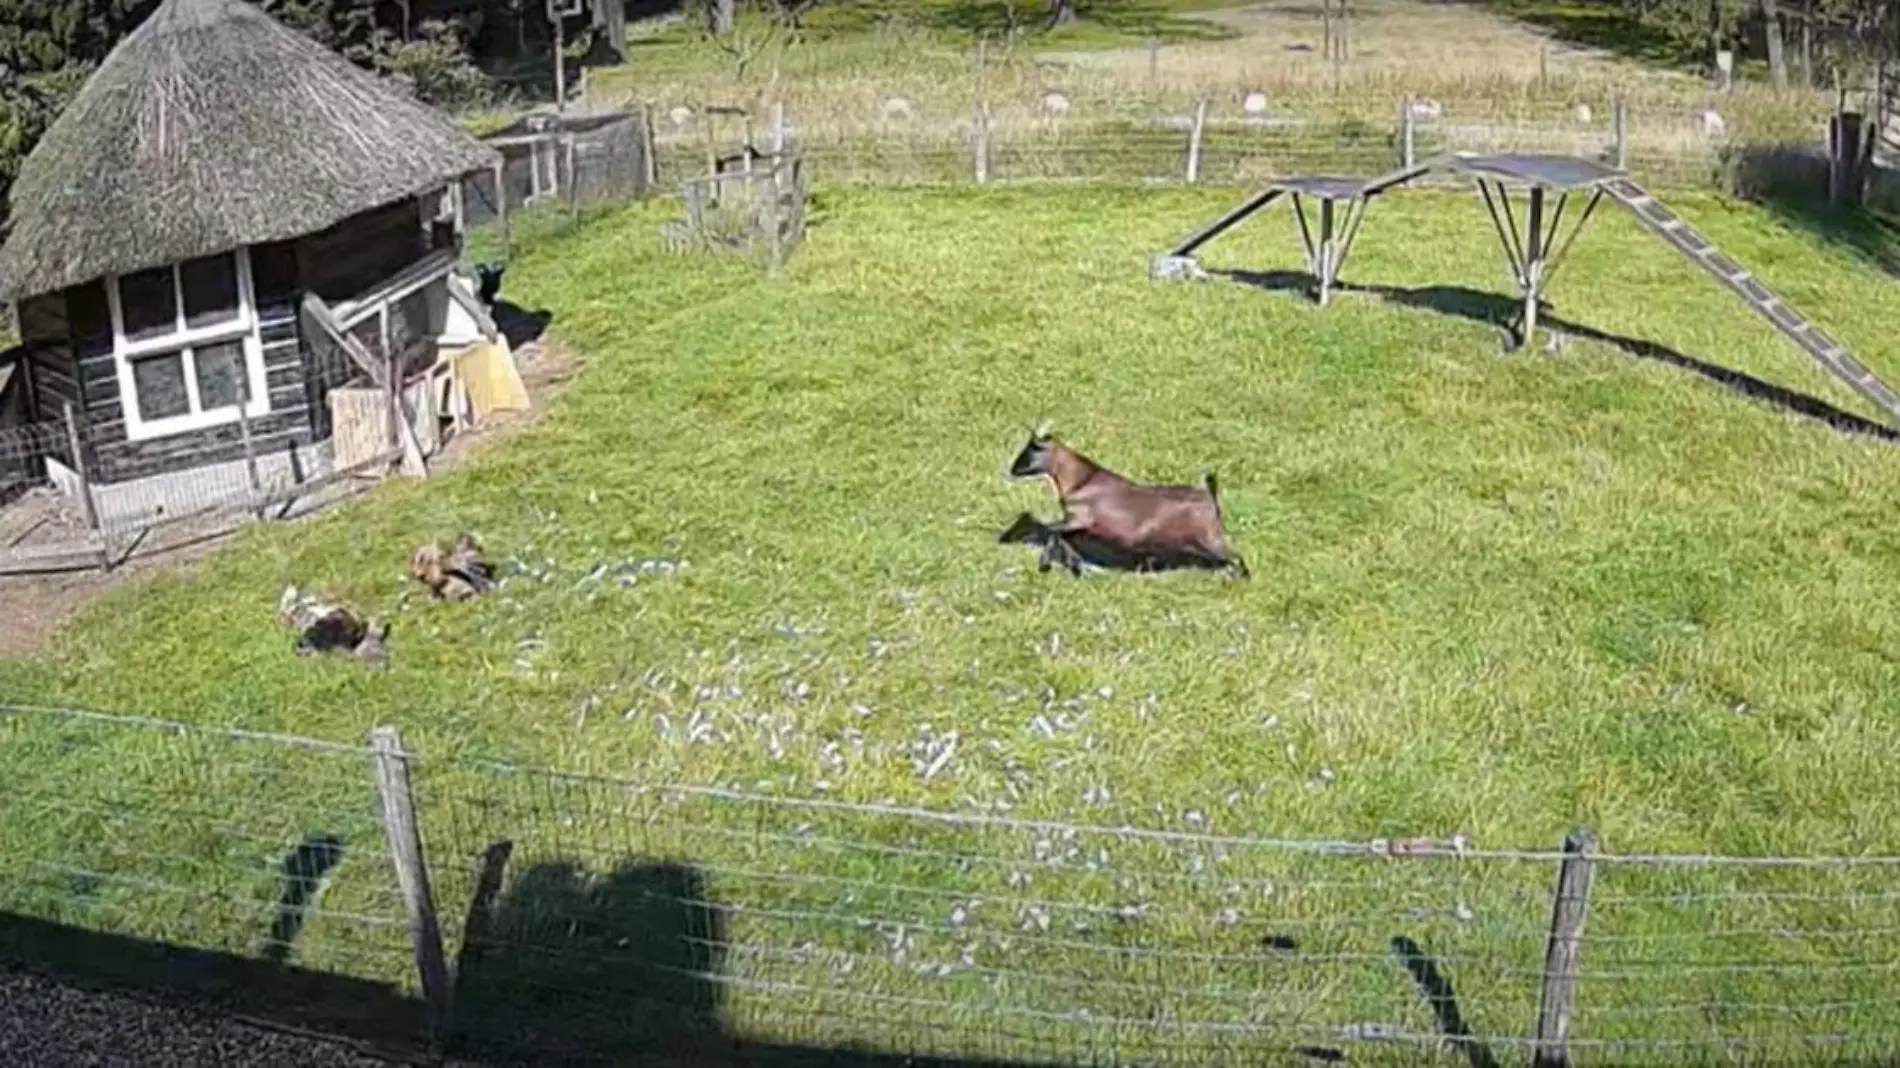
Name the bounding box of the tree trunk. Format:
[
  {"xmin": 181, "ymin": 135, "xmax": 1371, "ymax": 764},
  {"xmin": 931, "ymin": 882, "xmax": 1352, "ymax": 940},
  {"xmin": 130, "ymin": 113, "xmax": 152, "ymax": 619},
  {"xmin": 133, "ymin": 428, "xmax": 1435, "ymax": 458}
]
[
  {"xmin": 1706, "ymin": 0, "xmax": 1727, "ymax": 78},
  {"xmin": 1800, "ymin": 0, "xmax": 1812, "ymax": 87},
  {"xmin": 708, "ymin": 0, "xmax": 735, "ymax": 35},
  {"xmin": 1048, "ymin": 0, "xmax": 1076, "ymax": 26},
  {"xmin": 1762, "ymin": 0, "xmax": 1787, "ymax": 89}
]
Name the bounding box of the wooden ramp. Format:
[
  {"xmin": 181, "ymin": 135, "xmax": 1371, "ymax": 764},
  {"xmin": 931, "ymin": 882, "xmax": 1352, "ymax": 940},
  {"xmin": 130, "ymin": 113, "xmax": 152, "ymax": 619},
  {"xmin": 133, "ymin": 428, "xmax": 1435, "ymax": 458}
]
[{"xmin": 1600, "ymin": 176, "xmax": 1900, "ymax": 429}]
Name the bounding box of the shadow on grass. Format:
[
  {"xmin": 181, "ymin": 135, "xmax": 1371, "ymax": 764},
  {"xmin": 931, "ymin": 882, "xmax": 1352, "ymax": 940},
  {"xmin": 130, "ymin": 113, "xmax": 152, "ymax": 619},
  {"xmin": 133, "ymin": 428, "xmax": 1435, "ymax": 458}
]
[
  {"xmin": 1391, "ymin": 935, "xmax": 1498, "ymax": 1068},
  {"xmin": 821, "ymin": 0, "xmax": 1235, "ymax": 45},
  {"xmin": 1479, "ymin": 0, "xmax": 1697, "ymax": 68},
  {"xmin": 1223, "ymin": 270, "xmax": 1900, "ymax": 443},
  {"xmin": 1728, "ymin": 143, "xmax": 1900, "ymax": 282},
  {"xmin": 0, "ymin": 846, "xmax": 1085, "ymax": 1067},
  {"xmin": 448, "ymin": 852, "xmax": 728, "ymax": 1064},
  {"xmin": 263, "ymin": 833, "xmax": 345, "ymax": 966},
  {"xmin": 996, "ymin": 511, "xmax": 1237, "ymax": 576}
]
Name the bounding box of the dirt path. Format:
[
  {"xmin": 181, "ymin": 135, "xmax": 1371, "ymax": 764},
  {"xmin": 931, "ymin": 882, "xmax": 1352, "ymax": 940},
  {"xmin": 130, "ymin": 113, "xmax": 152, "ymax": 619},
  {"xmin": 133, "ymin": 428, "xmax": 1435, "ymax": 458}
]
[{"xmin": 0, "ymin": 341, "xmax": 581, "ymax": 663}]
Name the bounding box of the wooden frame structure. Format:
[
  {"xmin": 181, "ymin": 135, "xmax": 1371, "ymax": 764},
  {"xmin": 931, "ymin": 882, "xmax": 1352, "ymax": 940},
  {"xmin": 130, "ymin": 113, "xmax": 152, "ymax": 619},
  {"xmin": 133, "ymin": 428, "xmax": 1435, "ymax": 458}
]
[{"xmin": 1155, "ymin": 151, "xmax": 1900, "ymax": 432}]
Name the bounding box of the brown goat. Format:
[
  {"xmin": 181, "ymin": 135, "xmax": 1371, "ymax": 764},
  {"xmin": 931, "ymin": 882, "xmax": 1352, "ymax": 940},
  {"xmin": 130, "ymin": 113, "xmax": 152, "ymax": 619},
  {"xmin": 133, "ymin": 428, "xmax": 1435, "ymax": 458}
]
[{"xmin": 1005, "ymin": 426, "xmax": 1247, "ymax": 578}]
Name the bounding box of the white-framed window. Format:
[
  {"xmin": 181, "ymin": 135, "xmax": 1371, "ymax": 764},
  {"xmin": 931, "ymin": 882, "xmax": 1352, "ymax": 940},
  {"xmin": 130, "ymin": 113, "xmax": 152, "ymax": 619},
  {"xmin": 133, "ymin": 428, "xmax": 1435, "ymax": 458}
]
[{"xmin": 105, "ymin": 249, "xmax": 269, "ymax": 441}]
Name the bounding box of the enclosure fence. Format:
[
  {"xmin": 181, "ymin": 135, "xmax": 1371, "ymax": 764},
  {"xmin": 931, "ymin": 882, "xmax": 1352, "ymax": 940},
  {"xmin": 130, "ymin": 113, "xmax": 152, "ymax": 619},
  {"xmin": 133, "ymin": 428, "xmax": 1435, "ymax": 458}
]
[
  {"xmin": 0, "ymin": 343, "xmax": 399, "ymax": 576},
  {"xmin": 644, "ymin": 97, "xmax": 1751, "ymax": 195},
  {"xmin": 3, "ymin": 702, "xmax": 1899, "ymax": 1066}
]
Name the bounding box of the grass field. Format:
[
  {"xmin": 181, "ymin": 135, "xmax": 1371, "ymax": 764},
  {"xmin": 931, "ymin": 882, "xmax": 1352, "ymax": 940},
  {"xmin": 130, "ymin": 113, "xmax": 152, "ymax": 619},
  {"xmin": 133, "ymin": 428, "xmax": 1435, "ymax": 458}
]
[{"xmin": 6, "ymin": 182, "xmax": 1900, "ymax": 1058}]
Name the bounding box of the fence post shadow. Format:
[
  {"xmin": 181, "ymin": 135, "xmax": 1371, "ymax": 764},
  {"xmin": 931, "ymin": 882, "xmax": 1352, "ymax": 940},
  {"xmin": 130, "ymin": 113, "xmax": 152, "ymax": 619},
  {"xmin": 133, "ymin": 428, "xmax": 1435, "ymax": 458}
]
[{"xmin": 261, "ymin": 832, "xmax": 345, "ymax": 966}]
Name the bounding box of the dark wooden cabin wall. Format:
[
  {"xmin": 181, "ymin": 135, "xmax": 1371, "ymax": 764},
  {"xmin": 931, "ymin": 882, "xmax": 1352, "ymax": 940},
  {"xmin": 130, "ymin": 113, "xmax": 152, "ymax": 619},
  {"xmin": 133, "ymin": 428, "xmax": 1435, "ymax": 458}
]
[
  {"xmin": 22, "ymin": 198, "xmax": 433, "ymax": 485},
  {"xmin": 59, "ymin": 253, "xmax": 321, "ymax": 484},
  {"xmin": 19, "ymin": 293, "xmax": 77, "ymax": 466},
  {"xmin": 296, "ymin": 200, "xmax": 428, "ymax": 304}
]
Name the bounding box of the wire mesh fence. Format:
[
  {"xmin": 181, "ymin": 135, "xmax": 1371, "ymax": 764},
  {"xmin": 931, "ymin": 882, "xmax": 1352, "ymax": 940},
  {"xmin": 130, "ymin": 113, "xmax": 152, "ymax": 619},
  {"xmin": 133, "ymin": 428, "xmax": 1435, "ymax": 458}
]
[
  {"xmin": 460, "ymin": 110, "xmax": 656, "ymax": 234},
  {"xmin": 0, "ymin": 316, "xmax": 406, "ymax": 576},
  {"xmin": 0, "ymin": 707, "xmax": 415, "ymax": 990},
  {"xmin": 635, "ymin": 92, "xmax": 1751, "ymax": 195},
  {"xmin": 3, "ymin": 703, "xmax": 1899, "ymax": 1065}
]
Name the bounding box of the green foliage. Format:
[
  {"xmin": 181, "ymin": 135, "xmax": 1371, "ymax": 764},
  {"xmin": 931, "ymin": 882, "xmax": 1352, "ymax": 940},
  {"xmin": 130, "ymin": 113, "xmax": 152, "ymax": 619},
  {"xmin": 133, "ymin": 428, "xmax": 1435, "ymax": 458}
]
[
  {"xmin": 341, "ymin": 17, "xmax": 497, "ymax": 109},
  {"xmin": 0, "ymin": 0, "xmax": 497, "ymax": 214}
]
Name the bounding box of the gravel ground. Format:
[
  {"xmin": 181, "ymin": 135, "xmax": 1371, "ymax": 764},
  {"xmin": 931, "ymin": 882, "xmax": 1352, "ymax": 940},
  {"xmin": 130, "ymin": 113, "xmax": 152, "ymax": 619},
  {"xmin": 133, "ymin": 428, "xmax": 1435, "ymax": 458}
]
[{"xmin": 0, "ymin": 964, "xmax": 411, "ymax": 1067}]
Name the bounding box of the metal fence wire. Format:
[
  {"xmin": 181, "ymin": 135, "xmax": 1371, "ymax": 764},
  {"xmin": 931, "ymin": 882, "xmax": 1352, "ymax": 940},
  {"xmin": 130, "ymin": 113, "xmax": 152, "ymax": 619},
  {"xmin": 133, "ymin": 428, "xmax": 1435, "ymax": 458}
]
[
  {"xmin": 3, "ymin": 705, "xmax": 1900, "ymax": 1066},
  {"xmin": 638, "ymin": 94, "xmax": 1753, "ymax": 195},
  {"xmin": 0, "ymin": 707, "xmax": 415, "ymax": 988}
]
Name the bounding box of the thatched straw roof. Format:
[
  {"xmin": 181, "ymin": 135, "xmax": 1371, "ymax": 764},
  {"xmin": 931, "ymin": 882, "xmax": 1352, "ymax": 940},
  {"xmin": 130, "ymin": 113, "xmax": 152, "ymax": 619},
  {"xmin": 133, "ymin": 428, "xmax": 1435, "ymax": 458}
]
[{"xmin": 0, "ymin": 0, "xmax": 498, "ymax": 302}]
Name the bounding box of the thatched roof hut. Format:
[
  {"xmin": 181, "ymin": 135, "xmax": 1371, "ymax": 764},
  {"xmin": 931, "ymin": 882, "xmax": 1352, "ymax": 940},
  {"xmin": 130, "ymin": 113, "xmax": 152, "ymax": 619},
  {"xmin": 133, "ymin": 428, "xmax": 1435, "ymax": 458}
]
[
  {"xmin": 0, "ymin": 0, "xmax": 497, "ymax": 303},
  {"xmin": 0, "ymin": 0, "xmax": 504, "ymax": 518}
]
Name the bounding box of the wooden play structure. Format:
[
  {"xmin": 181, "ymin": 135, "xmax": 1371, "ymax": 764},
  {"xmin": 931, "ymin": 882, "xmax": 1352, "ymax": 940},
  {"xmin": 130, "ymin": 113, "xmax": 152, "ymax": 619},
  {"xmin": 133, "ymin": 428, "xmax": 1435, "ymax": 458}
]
[{"xmin": 1155, "ymin": 151, "xmax": 1900, "ymax": 432}]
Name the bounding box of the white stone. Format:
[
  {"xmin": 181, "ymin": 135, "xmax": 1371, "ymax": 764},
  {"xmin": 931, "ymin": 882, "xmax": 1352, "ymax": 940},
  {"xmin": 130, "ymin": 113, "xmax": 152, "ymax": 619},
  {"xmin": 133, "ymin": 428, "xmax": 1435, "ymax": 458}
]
[
  {"xmin": 1574, "ymin": 103, "xmax": 1593, "ymax": 124},
  {"xmin": 668, "ymin": 105, "xmax": 695, "ymax": 128},
  {"xmin": 1241, "ymin": 91, "xmax": 1269, "ymax": 114},
  {"xmin": 1409, "ymin": 97, "xmax": 1443, "ymax": 120},
  {"xmin": 1042, "ymin": 91, "xmax": 1070, "ymax": 113}
]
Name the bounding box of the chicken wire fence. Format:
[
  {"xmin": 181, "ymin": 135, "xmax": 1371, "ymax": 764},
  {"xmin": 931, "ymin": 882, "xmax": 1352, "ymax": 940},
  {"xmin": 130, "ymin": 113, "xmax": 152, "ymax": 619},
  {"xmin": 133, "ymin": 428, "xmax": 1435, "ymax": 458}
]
[
  {"xmin": 0, "ymin": 339, "xmax": 396, "ymax": 577},
  {"xmin": 459, "ymin": 110, "xmax": 656, "ymax": 233},
  {"xmin": 3, "ymin": 703, "xmax": 1900, "ymax": 1065},
  {"xmin": 638, "ymin": 93, "xmax": 1749, "ymax": 194}
]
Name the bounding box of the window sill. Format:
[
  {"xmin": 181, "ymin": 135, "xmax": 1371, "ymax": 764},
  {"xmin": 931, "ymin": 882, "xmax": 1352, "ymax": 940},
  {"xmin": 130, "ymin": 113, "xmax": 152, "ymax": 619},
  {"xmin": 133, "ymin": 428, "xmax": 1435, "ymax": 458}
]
[{"xmin": 123, "ymin": 398, "xmax": 273, "ymax": 443}]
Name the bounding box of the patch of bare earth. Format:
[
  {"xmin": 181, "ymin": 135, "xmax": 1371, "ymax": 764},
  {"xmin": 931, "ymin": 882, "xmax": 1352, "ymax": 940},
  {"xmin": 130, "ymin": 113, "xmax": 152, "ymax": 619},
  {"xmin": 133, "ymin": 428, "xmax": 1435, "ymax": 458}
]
[{"xmin": 0, "ymin": 340, "xmax": 583, "ymax": 662}]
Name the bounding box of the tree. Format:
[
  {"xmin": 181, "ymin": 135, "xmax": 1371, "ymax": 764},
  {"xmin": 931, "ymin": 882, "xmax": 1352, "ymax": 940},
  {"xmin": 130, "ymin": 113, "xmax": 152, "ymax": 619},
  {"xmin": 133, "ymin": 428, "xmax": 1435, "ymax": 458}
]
[
  {"xmin": 1761, "ymin": 0, "xmax": 1788, "ymax": 88},
  {"xmin": 707, "ymin": 0, "xmax": 733, "ymax": 36},
  {"xmin": 0, "ymin": 0, "xmax": 154, "ymax": 207},
  {"xmin": 1047, "ymin": 0, "xmax": 1075, "ymax": 26}
]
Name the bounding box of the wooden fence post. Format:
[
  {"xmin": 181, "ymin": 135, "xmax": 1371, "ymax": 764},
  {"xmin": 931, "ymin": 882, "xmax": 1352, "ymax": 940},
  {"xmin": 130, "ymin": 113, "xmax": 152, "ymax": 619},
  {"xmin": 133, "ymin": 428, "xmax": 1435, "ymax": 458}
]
[
  {"xmin": 640, "ymin": 100, "xmax": 660, "ymax": 191},
  {"xmin": 236, "ymin": 399, "xmax": 263, "ymax": 519},
  {"xmin": 1532, "ymin": 828, "xmax": 1595, "ymax": 1068},
  {"xmin": 1186, "ymin": 97, "xmax": 1210, "ymax": 183},
  {"xmin": 1612, "ymin": 96, "xmax": 1627, "ymax": 171},
  {"xmin": 973, "ymin": 35, "xmax": 990, "ymax": 184},
  {"xmin": 974, "ymin": 104, "xmax": 991, "ymax": 184},
  {"xmin": 61, "ymin": 401, "xmax": 106, "ymax": 572},
  {"xmin": 1398, "ymin": 96, "xmax": 1415, "ymax": 169},
  {"xmin": 770, "ymin": 99, "xmax": 787, "ymax": 157},
  {"xmin": 493, "ymin": 157, "xmax": 511, "ymax": 260},
  {"xmin": 565, "ymin": 133, "xmax": 581, "ymax": 227},
  {"xmin": 369, "ymin": 726, "xmax": 453, "ymax": 1044},
  {"xmin": 1147, "ymin": 36, "xmax": 1160, "ymax": 93},
  {"xmin": 765, "ymin": 163, "xmax": 785, "ymax": 275}
]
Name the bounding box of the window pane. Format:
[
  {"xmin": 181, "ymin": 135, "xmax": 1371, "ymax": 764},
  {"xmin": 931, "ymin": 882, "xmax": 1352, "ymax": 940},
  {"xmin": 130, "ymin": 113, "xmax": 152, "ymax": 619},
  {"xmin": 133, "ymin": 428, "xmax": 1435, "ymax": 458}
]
[
  {"xmin": 193, "ymin": 339, "xmax": 249, "ymax": 412},
  {"xmin": 119, "ymin": 267, "xmax": 178, "ymax": 343},
  {"xmin": 132, "ymin": 351, "xmax": 191, "ymax": 422},
  {"xmin": 180, "ymin": 254, "xmax": 241, "ymax": 330}
]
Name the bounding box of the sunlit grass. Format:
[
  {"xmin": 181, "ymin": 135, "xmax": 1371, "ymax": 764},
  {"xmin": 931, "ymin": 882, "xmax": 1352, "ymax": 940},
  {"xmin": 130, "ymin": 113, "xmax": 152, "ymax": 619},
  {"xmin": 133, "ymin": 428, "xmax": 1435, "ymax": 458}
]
[{"xmin": 6, "ymin": 184, "xmax": 1900, "ymax": 1059}]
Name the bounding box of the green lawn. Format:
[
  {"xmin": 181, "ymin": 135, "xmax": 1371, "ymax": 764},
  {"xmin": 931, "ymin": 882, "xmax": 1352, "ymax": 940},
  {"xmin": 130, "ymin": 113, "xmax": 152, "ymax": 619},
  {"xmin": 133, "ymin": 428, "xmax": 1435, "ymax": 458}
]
[{"xmin": 6, "ymin": 185, "xmax": 1900, "ymax": 1061}]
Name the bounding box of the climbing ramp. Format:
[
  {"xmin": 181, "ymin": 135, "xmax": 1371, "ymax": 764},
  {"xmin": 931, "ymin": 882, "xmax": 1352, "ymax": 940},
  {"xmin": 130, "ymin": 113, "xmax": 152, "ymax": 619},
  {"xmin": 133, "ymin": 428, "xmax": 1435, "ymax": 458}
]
[{"xmin": 1599, "ymin": 175, "xmax": 1900, "ymax": 428}]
